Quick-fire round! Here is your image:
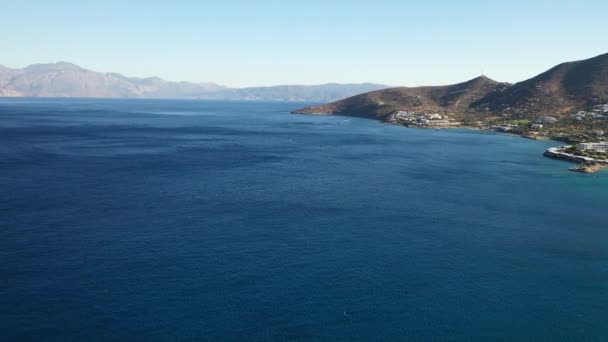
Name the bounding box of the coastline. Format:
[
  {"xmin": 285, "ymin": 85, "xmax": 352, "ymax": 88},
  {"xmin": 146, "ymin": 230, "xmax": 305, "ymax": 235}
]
[
  {"xmin": 398, "ymin": 123, "xmax": 607, "ymax": 173},
  {"xmin": 294, "ymin": 111, "xmax": 608, "ymax": 173},
  {"xmin": 544, "ymin": 147, "xmax": 608, "ymax": 173}
]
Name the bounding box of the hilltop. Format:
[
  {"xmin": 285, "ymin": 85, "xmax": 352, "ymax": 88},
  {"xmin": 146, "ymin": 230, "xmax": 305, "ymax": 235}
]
[
  {"xmin": 294, "ymin": 76, "xmax": 507, "ymax": 119},
  {"xmin": 471, "ymin": 52, "xmax": 608, "ymax": 116},
  {"xmin": 0, "ymin": 62, "xmax": 388, "ymax": 102}
]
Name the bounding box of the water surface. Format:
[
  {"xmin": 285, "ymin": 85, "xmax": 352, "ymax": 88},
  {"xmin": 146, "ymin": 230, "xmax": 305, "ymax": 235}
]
[{"xmin": 1, "ymin": 98, "xmax": 607, "ymax": 340}]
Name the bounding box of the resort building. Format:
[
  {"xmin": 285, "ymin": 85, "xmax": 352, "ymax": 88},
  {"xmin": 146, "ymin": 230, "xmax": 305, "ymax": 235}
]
[
  {"xmin": 593, "ymin": 104, "xmax": 608, "ymax": 113},
  {"xmin": 580, "ymin": 142, "xmax": 608, "ymax": 153},
  {"xmin": 531, "ymin": 124, "xmax": 543, "ymax": 130}
]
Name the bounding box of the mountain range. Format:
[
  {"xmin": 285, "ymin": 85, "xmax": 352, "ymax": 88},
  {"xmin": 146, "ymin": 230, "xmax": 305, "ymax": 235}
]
[
  {"xmin": 0, "ymin": 62, "xmax": 388, "ymax": 102},
  {"xmin": 294, "ymin": 52, "xmax": 608, "ymax": 120}
]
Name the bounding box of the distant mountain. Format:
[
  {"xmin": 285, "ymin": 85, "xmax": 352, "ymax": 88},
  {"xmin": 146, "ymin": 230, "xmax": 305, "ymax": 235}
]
[
  {"xmin": 294, "ymin": 52, "xmax": 608, "ymax": 120},
  {"xmin": 0, "ymin": 62, "xmax": 389, "ymax": 102},
  {"xmin": 198, "ymin": 83, "xmax": 388, "ymax": 102},
  {"xmin": 0, "ymin": 62, "xmax": 225, "ymax": 98}
]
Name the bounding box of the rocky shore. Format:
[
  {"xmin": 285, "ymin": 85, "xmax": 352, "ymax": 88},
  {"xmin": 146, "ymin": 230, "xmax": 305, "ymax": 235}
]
[
  {"xmin": 569, "ymin": 163, "xmax": 608, "ymax": 173},
  {"xmin": 544, "ymin": 147, "xmax": 608, "ymax": 173}
]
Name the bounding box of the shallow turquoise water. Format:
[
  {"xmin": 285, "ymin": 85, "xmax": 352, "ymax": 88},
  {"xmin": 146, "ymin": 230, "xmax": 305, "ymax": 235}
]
[{"xmin": 1, "ymin": 98, "xmax": 607, "ymax": 340}]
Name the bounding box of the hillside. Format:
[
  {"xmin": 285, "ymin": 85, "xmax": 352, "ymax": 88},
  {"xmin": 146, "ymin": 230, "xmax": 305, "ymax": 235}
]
[
  {"xmin": 294, "ymin": 52, "xmax": 608, "ymax": 121},
  {"xmin": 471, "ymin": 52, "xmax": 608, "ymax": 116},
  {"xmin": 293, "ymin": 76, "xmax": 507, "ymax": 120},
  {"xmin": 0, "ymin": 62, "xmax": 388, "ymax": 101}
]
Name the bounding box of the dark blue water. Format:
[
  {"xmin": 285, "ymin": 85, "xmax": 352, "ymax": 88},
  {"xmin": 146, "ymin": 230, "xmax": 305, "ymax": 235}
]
[{"xmin": 1, "ymin": 98, "xmax": 607, "ymax": 341}]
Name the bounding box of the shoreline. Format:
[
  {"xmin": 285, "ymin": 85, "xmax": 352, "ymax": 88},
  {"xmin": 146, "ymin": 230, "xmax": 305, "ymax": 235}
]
[
  {"xmin": 294, "ymin": 111, "xmax": 606, "ymax": 173},
  {"xmin": 402, "ymin": 123, "xmax": 607, "ymax": 173},
  {"xmin": 543, "ymin": 147, "xmax": 608, "ymax": 173},
  {"xmin": 383, "ymin": 120, "xmax": 563, "ymax": 143}
]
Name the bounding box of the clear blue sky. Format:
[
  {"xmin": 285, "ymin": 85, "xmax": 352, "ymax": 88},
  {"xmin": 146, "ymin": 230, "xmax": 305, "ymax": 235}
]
[{"xmin": 2, "ymin": 0, "xmax": 607, "ymax": 87}]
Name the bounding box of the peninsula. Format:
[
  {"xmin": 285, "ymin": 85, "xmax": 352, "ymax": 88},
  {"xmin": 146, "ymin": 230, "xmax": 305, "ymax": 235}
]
[{"xmin": 293, "ymin": 52, "xmax": 608, "ymax": 172}]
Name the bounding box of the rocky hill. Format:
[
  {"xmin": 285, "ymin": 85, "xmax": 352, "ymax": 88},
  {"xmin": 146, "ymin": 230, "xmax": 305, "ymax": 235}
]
[
  {"xmin": 293, "ymin": 76, "xmax": 506, "ymax": 120},
  {"xmin": 294, "ymin": 52, "xmax": 608, "ymax": 121},
  {"xmin": 471, "ymin": 52, "xmax": 608, "ymax": 116},
  {"xmin": 0, "ymin": 62, "xmax": 388, "ymax": 101}
]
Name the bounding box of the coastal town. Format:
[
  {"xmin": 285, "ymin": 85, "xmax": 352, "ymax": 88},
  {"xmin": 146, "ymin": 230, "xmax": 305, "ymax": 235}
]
[
  {"xmin": 384, "ymin": 103, "xmax": 608, "ymax": 173},
  {"xmin": 490, "ymin": 103, "xmax": 608, "ymax": 172},
  {"xmin": 293, "ymin": 51, "xmax": 608, "ymax": 175},
  {"xmin": 545, "ymin": 142, "xmax": 608, "ymax": 173},
  {"xmin": 388, "ymin": 111, "xmax": 461, "ymax": 128}
]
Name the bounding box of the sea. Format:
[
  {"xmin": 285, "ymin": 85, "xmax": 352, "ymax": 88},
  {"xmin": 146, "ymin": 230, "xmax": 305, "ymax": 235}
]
[{"xmin": 1, "ymin": 98, "xmax": 607, "ymax": 341}]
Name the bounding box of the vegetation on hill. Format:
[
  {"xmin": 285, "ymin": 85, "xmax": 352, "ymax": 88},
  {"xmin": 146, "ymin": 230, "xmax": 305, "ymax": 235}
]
[{"xmin": 293, "ymin": 52, "xmax": 608, "ymax": 140}]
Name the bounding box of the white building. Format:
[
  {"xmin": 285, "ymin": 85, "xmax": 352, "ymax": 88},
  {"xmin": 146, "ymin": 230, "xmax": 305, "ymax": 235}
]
[
  {"xmin": 580, "ymin": 142, "xmax": 608, "ymax": 153},
  {"xmin": 592, "ymin": 104, "xmax": 608, "ymax": 113}
]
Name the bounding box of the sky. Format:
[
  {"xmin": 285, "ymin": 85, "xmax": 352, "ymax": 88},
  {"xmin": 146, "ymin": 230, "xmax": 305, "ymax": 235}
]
[{"xmin": 1, "ymin": 0, "xmax": 607, "ymax": 87}]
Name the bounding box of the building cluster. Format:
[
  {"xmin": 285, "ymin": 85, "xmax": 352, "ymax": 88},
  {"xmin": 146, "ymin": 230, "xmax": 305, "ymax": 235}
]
[
  {"xmin": 531, "ymin": 123, "xmax": 543, "ymax": 130},
  {"xmin": 573, "ymin": 111, "xmax": 607, "ymax": 121},
  {"xmin": 579, "ymin": 142, "xmax": 608, "ymax": 153},
  {"xmin": 535, "ymin": 116, "xmax": 558, "ymax": 124},
  {"xmin": 393, "ymin": 111, "xmax": 458, "ymax": 128},
  {"xmin": 594, "ymin": 104, "xmax": 608, "ymax": 113},
  {"xmin": 493, "ymin": 124, "xmax": 519, "ymax": 132},
  {"xmin": 494, "ymin": 122, "xmax": 545, "ymax": 134},
  {"xmin": 572, "ymin": 104, "xmax": 608, "ymax": 121}
]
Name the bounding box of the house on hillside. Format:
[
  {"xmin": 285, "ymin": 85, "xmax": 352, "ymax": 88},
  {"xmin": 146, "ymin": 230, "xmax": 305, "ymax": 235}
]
[
  {"xmin": 536, "ymin": 116, "xmax": 558, "ymax": 124},
  {"xmin": 531, "ymin": 124, "xmax": 543, "ymax": 130},
  {"xmin": 580, "ymin": 142, "xmax": 608, "ymax": 153}
]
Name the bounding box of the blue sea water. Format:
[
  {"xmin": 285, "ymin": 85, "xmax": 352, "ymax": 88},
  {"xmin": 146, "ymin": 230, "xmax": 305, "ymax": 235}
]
[{"xmin": 1, "ymin": 98, "xmax": 607, "ymax": 341}]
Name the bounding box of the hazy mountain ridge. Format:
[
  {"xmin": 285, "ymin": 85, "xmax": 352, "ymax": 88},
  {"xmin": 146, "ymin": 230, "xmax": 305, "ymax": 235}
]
[
  {"xmin": 0, "ymin": 62, "xmax": 225, "ymax": 98},
  {"xmin": 0, "ymin": 62, "xmax": 388, "ymax": 101},
  {"xmin": 199, "ymin": 83, "xmax": 389, "ymax": 102}
]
